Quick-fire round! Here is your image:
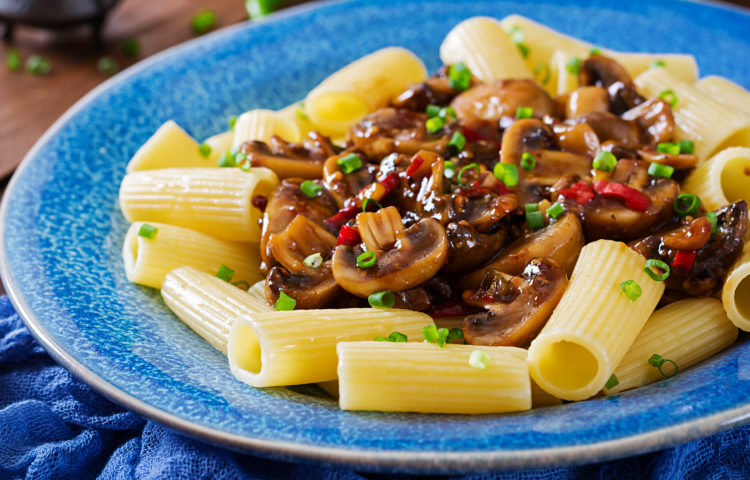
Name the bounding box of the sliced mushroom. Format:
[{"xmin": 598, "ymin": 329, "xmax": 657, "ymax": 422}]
[
  {"xmin": 451, "ymin": 192, "xmax": 517, "ymax": 232},
  {"xmin": 240, "ymin": 132, "xmax": 338, "ymax": 179},
  {"xmin": 621, "ymin": 98, "xmax": 674, "ymax": 144},
  {"xmin": 578, "ymin": 55, "xmax": 644, "ymax": 113},
  {"xmin": 566, "ymin": 112, "xmax": 641, "ymax": 147},
  {"xmin": 322, "ymin": 152, "xmax": 378, "ymax": 208},
  {"xmin": 552, "ymin": 122, "xmax": 601, "ymax": 158},
  {"xmin": 637, "ymin": 146, "xmax": 699, "ymax": 170},
  {"xmin": 443, "ymin": 220, "xmax": 506, "ymax": 274},
  {"xmin": 391, "ymin": 65, "xmax": 462, "ymax": 111},
  {"xmin": 462, "ymin": 258, "xmax": 568, "ymax": 346},
  {"xmin": 331, "ymin": 206, "xmax": 449, "ymax": 297},
  {"xmin": 564, "ymin": 86, "xmax": 610, "ymax": 118},
  {"xmin": 265, "ymin": 215, "xmax": 339, "ymax": 308},
  {"xmin": 450, "ymin": 79, "xmax": 554, "ymax": 123}
]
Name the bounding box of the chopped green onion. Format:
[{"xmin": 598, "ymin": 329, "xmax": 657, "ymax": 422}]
[
  {"xmin": 707, "ymin": 212, "xmax": 718, "ymax": 234},
  {"xmin": 235, "ymin": 152, "xmax": 251, "ymax": 171},
  {"xmin": 516, "ymin": 106, "xmax": 533, "ymax": 119},
  {"xmin": 275, "ymin": 291, "xmax": 296, "ymax": 311},
  {"xmin": 362, "ymin": 198, "xmax": 382, "ymax": 212},
  {"xmin": 620, "ymin": 280, "xmax": 642, "ymax": 301},
  {"xmin": 218, "ymin": 150, "xmax": 236, "ymax": 168},
  {"xmin": 589, "ymin": 47, "xmax": 602, "ymax": 56},
  {"xmin": 469, "ymin": 350, "xmax": 490, "ymax": 369},
  {"xmin": 374, "ymin": 336, "xmax": 389, "ymax": 342},
  {"xmin": 216, "ymin": 264, "xmax": 234, "ymax": 282},
  {"xmin": 97, "ymin": 56, "xmax": 119, "ymax": 76},
  {"xmin": 647, "ymin": 162, "xmax": 674, "ymax": 178},
  {"xmin": 446, "ymin": 328, "xmax": 464, "ymax": 344},
  {"xmin": 674, "ymin": 193, "xmax": 701, "ymax": 216},
  {"xmin": 658, "ymin": 89, "xmax": 678, "ymax": 107},
  {"xmin": 245, "ymin": 0, "xmax": 286, "ymax": 18},
  {"xmin": 648, "ymin": 353, "xmax": 679, "ymax": 378},
  {"xmin": 190, "ymin": 8, "xmax": 217, "ymax": 34},
  {"xmin": 26, "ymin": 55, "xmax": 51, "ymax": 75},
  {"xmin": 440, "ymin": 106, "xmax": 457, "ymax": 121},
  {"xmin": 516, "ymin": 42, "xmax": 530, "ymax": 59},
  {"xmin": 546, "ymin": 202, "xmax": 564, "ymax": 219},
  {"xmin": 534, "ymin": 62, "xmax": 551, "ymax": 85},
  {"xmin": 657, "ymin": 142, "xmax": 680, "ymax": 155},
  {"xmin": 526, "ymin": 210, "xmax": 544, "ymax": 229},
  {"xmin": 566, "ymin": 56, "xmax": 581, "ymax": 75},
  {"xmin": 231, "ymin": 280, "xmax": 250, "ymax": 290},
  {"xmin": 389, "ymin": 331, "xmax": 407, "ymax": 342},
  {"xmin": 457, "ymin": 163, "xmax": 480, "ymax": 185},
  {"xmin": 356, "ymin": 251, "xmax": 377, "ymax": 268},
  {"xmin": 508, "ymin": 25, "xmax": 524, "ymax": 44},
  {"xmin": 679, "ymin": 139, "xmax": 695, "ymax": 154},
  {"xmin": 137, "ymin": 223, "xmax": 158, "ymax": 239},
  {"xmin": 449, "ymin": 132, "xmax": 466, "ymax": 152},
  {"xmin": 443, "ymin": 160, "xmax": 456, "ymax": 179},
  {"xmin": 592, "ymin": 151, "xmax": 617, "ymax": 172},
  {"xmin": 421, "ymin": 324, "xmax": 439, "ymax": 343},
  {"xmin": 437, "ymin": 328, "xmax": 450, "ymax": 347},
  {"xmin": 122, "ymin": 38, "xmax": 140, "ymax": 57},
  {"xmin": 6, "ymin": 47, "xmax": 21, "ymax": 72},
  {"xmin": 337, "ymin": 153, "xmax": 362, "ymax": 174},
  {"xmin": 644, "ymin": 259, "xmax": 670, "ymax": 281},
  {"xmin": 449, "ymin": 62, "xmax": 472, "ymax": 91},
  {"xmin": 199, "ymin": 143, "xmax": 212, "ymax": 158},
  {"xmin": 493, "ymin": 163, "xmax": 518, "ymax": 187},
  {"xmin": 425, "ymin": 116, "xmax": 445, "ymax": 133},
  {"xmin": 296, "ymin": 102, "xmax": 309, "ymax": 121},
  {"xmin": 300, "ymin": 180, "xmax": 322, "ymax": 198},
  {"xmin": 228, "ymin": 115, "xmax": 237, "ymax": 132},
  {"xmin": 525, "ymin": 203, "xmax": 539, "ymax": 213},
  {"xmin": 651, "ymin": 59, "xmax": 667, "ymax": 68},
  {"xmin": 521, "ymin": 152, "xmax": 536, "ymax": 170},
  {"xmin": 605, "ymin": 373, "xmax": 619, "ymax": 390},
  {"xmin": 426, "ymin": 104, "xmax": 441, "ymax": 118},
  {"xmin": 303, "ymin": 252, "xmax": 324, "ymax": 268},
  {"xmin": 368, "ymin": 291, "xmax": 394, "ymax": 308}
]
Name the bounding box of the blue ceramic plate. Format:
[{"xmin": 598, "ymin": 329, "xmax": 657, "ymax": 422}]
[{"xmin": 2, "ymin": 0, "xmax": 750, "ymax": 473}]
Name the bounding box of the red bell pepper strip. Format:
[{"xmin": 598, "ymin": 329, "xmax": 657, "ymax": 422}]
[
  {"xmin": 337, "ymin": 225, "xmax": 361, "ymax": 246},
  {"xmin": 560, "ymin": 180, "xmax": 595, "ymax": 205},
  {"xmin": 406, "ymin": 155, "xmax": 425, "ymax": 178},
  {"xmin": 672, "ymin": 250, "xmax": 697, "ymax": 275},
  {"xmin": 599, "ymin": 181, "xmax": 650, "ymax": 212},
  {"xmin": 325, "ymin": 200, "xmax": 358, "ymax": 233}
]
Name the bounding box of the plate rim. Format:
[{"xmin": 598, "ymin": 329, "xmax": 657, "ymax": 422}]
[{"xmin": 2, "ymin": 0, "xmax": 750, "ymax": 472}]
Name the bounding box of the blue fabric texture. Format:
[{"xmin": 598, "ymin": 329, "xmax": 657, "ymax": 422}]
[{"xmin": 1, "ymin": 295, "xmax": 749, "ymax": 480}]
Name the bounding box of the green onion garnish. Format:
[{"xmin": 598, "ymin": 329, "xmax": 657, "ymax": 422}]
[
  {"xmin": 303, "ymin": 252, "xmax": 324, "ymax": 268},
  {"xmin": 190, "ymin": 8, "xmax": 217, "ymax": 34},
  {"xmin": 426, "ymin": 104, "xmax": 441, "ymax": 118},
  {"xmin": 679, "ymin": 139, "xmax": 695, "ymax": 154},
  {"xmin": 516, "ymin": 106, "xmax": 533, "ymax": 119},
  {"xmin": 228, "ymin": 115, "xmax": 237, "ymax": 132},
  {"xmin": 508, "ymin": 25, "xmax": 524, "ymax": 44},
  {"xmin": 436, "ymin": 328, "xmax": 450, "ymax": 347},
  {"xmin": 368, "ymin": 291, "xmax": 395, "ymax": 308},
  {"xmin": 26, "ymin": 55, "xmax": 51, "ymax": 75},
  {"xmin": 525, "ymin": 203, "xmax": 539, "ymax": 213},
  {"xmin": 337, "ymin": 153, "xmax": 362, "ymax": 174},
  {"xmin": 275, "ymin": 291, "xmax": 296, "ymax": 311},
  {"xmin": 443, "ymin": 160, "xmax": 456, "ymax": 179},
  {"xmin": 457, "ymin": 163, "xmax": 480, "ymax": 185},
  {"xmin": 605, "ymin": 373, "xmax": 619, "ymax": 390},
  {"xmin": 296, "ymin": 102, "xmax": 309, "ymax": 121},
  {"xmin": 199, "ymin": 143, "xmax": 212, "ymax": 158},
  {"xmin": 122, "ymin": 38, "xmax": 140, "ymax": 57},
  {"xmin": 218, "ymin": 150, "xmax": 236, "ymax": 168},
  {"xmin": 658, "ymin": 89, "xmax": 678, "ymax": 107},
  {"xmin": 546, "ymin": 202, "xmax": 564, "ymax": 219},
  {"xmin": 657, "ymin": 142, "xmax": 680, "ymax": 155},
  {"xmin": 651, "ymin": 59, "xmax": 667, "ymax": 68},
  {"xmin": 493, "ymin": 163, "xmax": 518, "ymax": 187},
  {"xmin": 674, "ymin": 193, "xmax": 701, "ymax": 216},
  {"xmin": 566, "ymin": 56, "xmax": 581, "ymax": 75},
  {"xmin": 469, "ymin": 350, "xmax": 490, "ymax": 369},
  {"xmin": 231, "ymin": 280, "xmax": 250, "ymax": 290},
  {"xmin": 446, "ymin": 328, "xmax": 464, "ymax": 344},
  {"xmin": 422, "ymin": 324, "xmax": 439, "ymax": 343},
  {"xmin": 707, "ymin": 212, "xmax": 718, "ymax": 234},
  {"xmin": 589, "ymin": 47, "xmax": 602, "ymax": 56},
  {"xmin": 647, "ymin": 162, "xmax": 674, "ymax": 178},
  {"xmin": 137, "ymin": 224, "xmax": 158, "ymax": 239},
  {"xmin": 620, "ymin": 280, "xmax": 642, "ymax": 301},
  {"xmin": 449, "ymin": 132, "xmax": 466, "ymax": 152},
  {"xmin": 534, "ymin": 63, "xmax": 551, "ymax": 85},
  {"xmin": 300, "ymin": 180, "xmax": 322, "ymax": 198},
  {"xmin": 521, "ymin": 152, "xmax": 536, "ymax": 170},
  {"xmin": 648, "ymin": 353, "xmax": 679, "ymax": 378},
  {"xmin": 375, "ymin": 331, "xmax": 408, "ymax": 342},
  {"xmin": 362, "ymin": 198, "xmax": 382, "ymax": 212},
  {"xmin": 236, "ymin": 152, "xmax": 252, "ymax": 171},
  {"xmin": 526, "ymin": 210, "xmax": 544, "ymax": 229},
  {"xmin": 216, "ymin": 264, "xmax": 234, "ymax": 282},
  {"xmin": 97, "ymin": 56, "xmax": 119, "ymax": 76},
  {"xmin": 516, "ymin": 42, "xmax": 530, "ymax": 58},
  {"xmin": 425, "ymin": 116, "xmax": 445, "ymax": 133},
  {"xmin": 592, "ymin": 151, "xmax": 617, "ymax": 172},
  {"xmin": 440, "ymin": 106, "xmax": 457, "ymax": 121},
  {"xmin": 644, "ymin": 259, "xmax": 670, "ymax": 281},
  {"xmin": 356, "ymin": 251, "xmax": 377, "ymax": 268},
  {"xmin": 449, "ymin": 62, "xmax": 472, "ymax": 91},
  {"xmin": 6, "ymin": 47, "xmax": 21, "ymax": 72}
]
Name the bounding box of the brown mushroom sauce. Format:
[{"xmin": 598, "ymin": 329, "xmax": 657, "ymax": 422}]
[{"xmin": 249, "ymin": 54, "xmax": 748, "ymax": 347}]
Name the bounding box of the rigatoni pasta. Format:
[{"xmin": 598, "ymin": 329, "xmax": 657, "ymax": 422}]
[
  {"xmin": 681, "ymin": 147, "xmax": 750, "ymax": 211},
  {"xmin": 723, "ymin": 243, "xmax": 750, "ymax": 331},
  {"xmin": 126, "ymin": 121, "xmax": 213, "ymax": 172},
  {"xmin": 231, "ymin": 109, "xmax": 301, "ymax": 150}
]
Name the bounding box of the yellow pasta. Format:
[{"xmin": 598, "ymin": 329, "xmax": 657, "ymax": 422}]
[
  {"xmin": 161, "ymin": 266, "xmax": 272, "ymax": 353},
  {"xmin": 227, "ymin": 308, "xmax": 432, "ymax": 387},
  {"xmin": 550, "ymin": 48, "xmax": 589, "ymax": 96},
  {"xmin": 119, "ymin": 167, "xmax": 278, "ymax": 242},
  {"xmin": 337, "ymin": 342, "xmax": 530, "ymax": 414},
  {"xmin": 203, "ymin": 130, "xmax": 233, "ymax": 163},
  {"xmin": 303, "ymin": 47, "xmax": 426, "ymax": 137},
  {"xmin": 634, "ymin": 68, "xmax": 750, "ymax": 161},
  {"xmin": 605, "ymin": 298, "xmax": 737, "ymax": 394},
  {"xmin": 123, "ymin": 222, "xmax": 262, "ymax": 289},
  {"xmin": 607, "ymin": 53, "xmax": 697, "ymax": 85},
  {"xmin": 247, "ymin": 280, "xmax": 267, "ymax": 303},
  {"xmin": 681, "ymin": 147, "xmax": 750, "ymax": 211},
  {"xmin": 528, "ymin": 240, "xmax": 664, "ymax": 401},
  {"xmin": 126, "ymin": 121, "xmax": 213, "ymax": 172},
  {"xmin": 723, "ymin": 243, "xmax": 750, "ymax": 331},
  {"xmin": 231, "ymin": 109, "xmax": 301, "ymax": 150},
  {"xmin": 695, "ymin": 76, "xmax": 750, "ymax": 120},
  {"xmin": 439, "ymin": 16, "xmax": 532, "ymax": 83}
]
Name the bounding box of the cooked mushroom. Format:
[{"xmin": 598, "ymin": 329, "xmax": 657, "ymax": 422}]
[
  {"xmin": 462, "ymin": 258, "xmax": 568, "ymax": 346},
  {"xmin": 564, "ymin": 86, "xmax": 610, "ymax": 118},
  {"xmin": 578, "ymin": 55, "xmax": 644, "ymax": 113},
  {"xmin": 331, "ymin": 206, "xmax": 449, "ymax": 297},
  {"xmin": 566, "ymin": 112, "xmax": 641, "ymax": 147},
  {"xmin": 240, "ymin": 132, "xmax": 338, "ymax": 179},
  {"xmin": 629, "ymin": 200, "xmax": 748, "ymax": 296},
  {"xmin": 265, "ymin": 215, "xmax": 339, "ymax": 308},
  {"xmin": 322, "ymin": 152, "xmax": 378, "ymax": 208},
  {"xmin": 552, "ymin": 122, "xmax": 601, "ymax": 158},
  {"xmin": 637, "ymin": 146, "xmax": 699, "ymax": 170},
  {"xmin": 391, "ymin": 66, "xmax": 463, "ymax": 111},
  {"xmin": 621, "ymin": 98, "xmax": 674, "ymax": 144},
  {"xmin": 443, "ymin": 220, "xmax": 507, "ymax": 274},
  {"xmin": 450, "ymin": 79, "xmax": 554, "ymax": 123}
]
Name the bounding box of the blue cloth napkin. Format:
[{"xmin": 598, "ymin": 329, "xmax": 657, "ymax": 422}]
[{"xmin": 1, "ymin": 295, "xmax": 749, "ymax": 479}]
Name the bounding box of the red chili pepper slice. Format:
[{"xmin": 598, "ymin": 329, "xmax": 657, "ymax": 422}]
[
  {"xmin": 379, "ymin": 171, "xmax": 400, "ymax": 194},
  {"xmin": 462, "ymin": 126, "xmax": 501, "ymax": 147},
  {"xmin": 337, "ymin": 225, "xmax": 361, "ymax": 246},
  {"xmin": 672, "ymin": 250, "xmax": 697, "ymax": 275},
  {"xmin": 560, "ymin": 180, "xmax": 595, "ymax": 205},
  {"xmin": 406, "ymin": 156, "xmax": 425, "ymax": 178},
  {"xmin": 600, "ymin": 182, "xmax": 650, "ymax": 212},
  {"xmin": 325, "ymin": 201, "xmax": 359, "ymax": 232}
]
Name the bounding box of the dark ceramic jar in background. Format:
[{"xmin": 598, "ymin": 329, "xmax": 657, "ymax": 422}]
[{"xmin": 0, "ymin": 0, "xmax": 121, "ymax": 42}]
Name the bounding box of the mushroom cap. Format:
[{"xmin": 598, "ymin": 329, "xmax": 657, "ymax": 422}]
[{"xmin": 265, "ymin": 266, "xmax": 340, "ymax": 309}]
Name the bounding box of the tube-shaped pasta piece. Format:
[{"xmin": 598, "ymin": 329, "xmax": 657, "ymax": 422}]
[
  {"xmin": 123, "ymin": 222, "xmax": 262, "ymax": 289},
  {"xmin": 203, "ymin": 131, "xmax": 233, "ymax": 164},
  {"xmin": 161, "ymin": 266, "xmax": 272, "ymax": 353},
  {"xmin": 247, "ymin": 280, "xmax": 267, "ymax": 303},
  {"xmin": 634, "ymin": 68, "xmax": 750, "ymax": 161},
  {"xmin": 607, "ymin": 54, "xmax": 697, "ymax": 85},
  {"xmin": 126, "ymin": 121, "xmax": 213, "ymax": 172},
  {"xmin": 550, "ymin": 48, "xmax": 588, "ymax": 96},
  {"xmin": 303, "ymin": 47, "xmax": 426, "ymax": 137},
  {"xmin": 528, "ymin": 240, "xmax": 664, "ymax": 401},
  {"xmin": 440, "ymin": 17, "xmax": 532, "ymax": 84},
  {"xmin": 119, "ymin": 167, "xmax": 278, "ymax": 242},
  {"xmin": 723, "ymin": 243, "xmax": 750, "ymax": 331},
  {"xmin": 681, "ymin": 147, "xmax": 750, "ymax": 211},
  {"xmin": 695, "ymin": 76, "xmax": 750, "ymax": 119},
  {"xmin": 227, "ymin": 308, "xmax": 433, "ymax": 387},
  {"xmin": 337, "ymin": 342, "xmax": 530, "ymax": 414},
  {"xmin": 605, "ymin": 298, "xmax": 737, "ymax": 394},
  {"xmin": 231, "ymin": 109, "xmax": 301, "ymax": 150},
  {"xmin": 278, "ymin": 102, "xmax": 315, "ymax": 139}
]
